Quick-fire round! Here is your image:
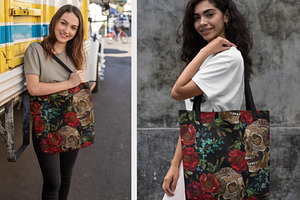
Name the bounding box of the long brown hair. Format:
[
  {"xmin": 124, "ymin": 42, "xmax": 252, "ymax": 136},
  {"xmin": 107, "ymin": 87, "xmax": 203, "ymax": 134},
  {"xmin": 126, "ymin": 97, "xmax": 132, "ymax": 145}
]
[
  {"xmin": 41, "ymin": 4, "xmax": 85, "ymax": 70},
  {"xmin": 177, "ymin": 0, "xmax": 253, "ymax": 78}
]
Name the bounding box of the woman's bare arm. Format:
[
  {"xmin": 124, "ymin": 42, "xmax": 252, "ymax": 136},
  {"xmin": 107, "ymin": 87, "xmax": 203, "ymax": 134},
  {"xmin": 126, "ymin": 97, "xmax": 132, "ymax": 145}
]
[
  {"xmin": 162, "ymin": 136, "xmax": 182, "ymax": 196},
  {"xmin": 26, "ymin": 70, "xmax": 83, "ymax": 96},
  {"xmin": 171, "ymin": 37, "xmax": 236, "ymax": 101}
]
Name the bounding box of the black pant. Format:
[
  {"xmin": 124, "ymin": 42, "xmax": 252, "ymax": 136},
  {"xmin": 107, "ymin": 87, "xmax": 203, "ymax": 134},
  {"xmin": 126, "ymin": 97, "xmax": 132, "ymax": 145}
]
[{"xmin": 33, "ymin": 135, "xmax": 79, "ymax": 200}]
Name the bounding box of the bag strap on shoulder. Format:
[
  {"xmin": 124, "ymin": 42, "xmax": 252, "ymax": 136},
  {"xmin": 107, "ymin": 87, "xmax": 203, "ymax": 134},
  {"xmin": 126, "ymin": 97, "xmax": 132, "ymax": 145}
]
[
  {"xmin": 38, "ymin": 42, "xmax": 73, "ymax": 74},
  {"xmin": 52, "ymin": 53, "xmax": 73, "ymax": 74}
]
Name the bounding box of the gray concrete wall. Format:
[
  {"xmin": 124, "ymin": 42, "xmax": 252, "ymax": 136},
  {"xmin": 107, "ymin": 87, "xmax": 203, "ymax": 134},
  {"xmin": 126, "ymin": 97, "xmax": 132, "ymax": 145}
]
[{"xmin": 137, "ymin": 0, "xmax": 300, "ymax": 199}]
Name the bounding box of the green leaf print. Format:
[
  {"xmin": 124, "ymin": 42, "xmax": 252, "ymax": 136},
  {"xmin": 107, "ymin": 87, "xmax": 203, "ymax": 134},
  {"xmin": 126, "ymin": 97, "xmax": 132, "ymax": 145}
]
[
  {"xmin": 179, "ymin": 113, "xmax": 188, "ymax": 124},
  {"xmin": 198, "ymin": 159, "xmax": 206, "ymax": 170},
  {"xmin": 188, "ymin": 111, "xmax": 194, "ymax": 121},
  {"xmin": 206, "ymin": 162, "xmax": 214, "ymax": 172}
]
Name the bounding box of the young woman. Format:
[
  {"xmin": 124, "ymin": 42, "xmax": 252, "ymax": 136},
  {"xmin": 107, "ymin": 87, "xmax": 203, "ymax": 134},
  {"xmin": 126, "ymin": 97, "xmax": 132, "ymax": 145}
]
[
  {"xmin": 24, "ymin": 5, "xmax": 85, "ymax": 200},
  {"xmin": 162, "ymin": 0, "xmax": 253, "ymax": 199}
]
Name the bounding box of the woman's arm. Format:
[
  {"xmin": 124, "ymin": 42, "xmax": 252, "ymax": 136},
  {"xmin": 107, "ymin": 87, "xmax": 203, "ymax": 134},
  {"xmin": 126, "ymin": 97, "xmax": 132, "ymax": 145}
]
[
  {"xmin": 26, "ymin": 70, "xmax": 83, "ymax": 96},
  {"xmin": 171, "ymin": 37, "xmax": 236, "ymax": 101},
  {"xmin": 162, "ymin": 136, "xmax": 182, "ymax": 196}
]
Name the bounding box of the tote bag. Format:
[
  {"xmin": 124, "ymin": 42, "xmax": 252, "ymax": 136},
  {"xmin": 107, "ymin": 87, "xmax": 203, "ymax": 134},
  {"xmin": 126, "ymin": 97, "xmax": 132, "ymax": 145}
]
[
  {"xmin": 180, "ymin": 74, "xmax": 270, "ymax": 200},
  {"xmin": 29, "ymin": 52, "xmax": 95, "ymax": 154}
]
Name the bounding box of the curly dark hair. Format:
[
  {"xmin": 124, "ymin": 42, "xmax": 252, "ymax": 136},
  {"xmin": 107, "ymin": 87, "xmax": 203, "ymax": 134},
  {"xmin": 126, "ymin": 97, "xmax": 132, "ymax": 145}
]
[
  {"xmin": 177, "ymin": 0, "xmax": 253, "ymax": 78},
  {"xmin": 41, "ymin": 4, "xmax": 85, "ymax": 70}
]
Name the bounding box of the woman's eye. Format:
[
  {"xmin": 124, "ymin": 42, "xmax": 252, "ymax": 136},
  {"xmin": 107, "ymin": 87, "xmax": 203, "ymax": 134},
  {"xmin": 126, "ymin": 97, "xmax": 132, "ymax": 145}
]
[
  {"xmin": 72, "ymin": 26, "xmax": 77, "ymax": 30},
  {"xmin": 194, "ymin": 16, "xmax": 200, "ymax": 22},
  {"xmin": 61, "ymin": 21, "xmax": 66, "ymax": 25},
  {"xmin": 206, "ymin": 13, "xmax": 214, "ymax": 18}
]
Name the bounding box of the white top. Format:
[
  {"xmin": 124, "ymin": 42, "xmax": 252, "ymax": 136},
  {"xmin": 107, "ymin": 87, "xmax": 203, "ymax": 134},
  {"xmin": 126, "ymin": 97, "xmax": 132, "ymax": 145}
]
[{"xmin": 185, "ymin": 47, "xmax": 244, "ymax": 112}]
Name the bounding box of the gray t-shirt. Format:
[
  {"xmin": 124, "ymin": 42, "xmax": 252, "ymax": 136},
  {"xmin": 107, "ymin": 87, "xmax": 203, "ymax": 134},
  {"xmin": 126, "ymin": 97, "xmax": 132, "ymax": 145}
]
[{"xmin": 24, "ymin": 42, "xmax": 76, "ymax": 83}]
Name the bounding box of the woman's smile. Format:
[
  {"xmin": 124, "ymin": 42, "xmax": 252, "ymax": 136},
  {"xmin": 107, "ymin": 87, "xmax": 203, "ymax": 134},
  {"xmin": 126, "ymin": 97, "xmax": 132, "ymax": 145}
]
[{"xmin": 200, "ymin": 28, "xmax": 213, "ymax": 35}]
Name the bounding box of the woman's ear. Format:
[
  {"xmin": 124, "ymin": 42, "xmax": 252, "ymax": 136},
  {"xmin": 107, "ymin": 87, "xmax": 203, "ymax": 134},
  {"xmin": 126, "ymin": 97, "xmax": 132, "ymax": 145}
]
[{"xmin": 224, "ymin": 10, "xmax": 229, "ymax": 23}]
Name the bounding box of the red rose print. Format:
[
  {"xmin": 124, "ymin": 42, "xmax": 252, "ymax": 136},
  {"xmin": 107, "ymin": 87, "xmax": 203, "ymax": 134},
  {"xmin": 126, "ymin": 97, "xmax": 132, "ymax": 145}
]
[
  {"xmin": 199, "ymin": 173, "xmax": 222, "ymax": 193},
  {"xmin": 180, "ymin": 124, "xmax": 196, "ymax": 146},
  {"xmin": 40, "ymin": 139, "xmax": 62, "ymax": 154},
  {"xmin": 65, "ymin": 112, "xmax": 80, "ymax": 128},
  {"xmin": 201, "ymin": 112, "xmax": 216, "ymax": 123},
  {"xmin": 47, "ymin": 132, "xmax": 63, "ymax": 146},
  {"xmin": 40, "ymin": 139, "xmax": 51, "ymax": 153},
  {"xmin": 81, "ymin": 141, "xmax": 92, "ymax": 148},
  {"xmin": 228, "ymin": 149, "xmax": 247, "ymax": 173},
  {"xmin": 33, "ymin": 115, "xmax": 44, "ymax": 134},
  {"xmin": 201, "ymin": 194, "xmax": 215, "ymax": 200},
  {"xmin": 69, "ymin": 85, "xmax": 81, "ymax": 94},
  {"xmin": 240, "ymin": 111, "xmax": 253, "ymax": 125},
  {"xmin": 244, "ymin": 196, "xmax": 259, "ymax": 200},
  {"xmin": 40, "ymin": 94, "xmax": 49, "ymax": 99},
  {"xmin": 182, "ymin": 147, "xmax": 198, "ymax": 171},
  {"xmin": 30, "ymin": 102, "xmax": 41, "ymax": 115},
  {"xmin": 186, "ymin": 181, "xmax": 203, "ymax": 200},
  {"xmin": 49, "ymin": 146, "xmax": 63, "ymax": 154}
]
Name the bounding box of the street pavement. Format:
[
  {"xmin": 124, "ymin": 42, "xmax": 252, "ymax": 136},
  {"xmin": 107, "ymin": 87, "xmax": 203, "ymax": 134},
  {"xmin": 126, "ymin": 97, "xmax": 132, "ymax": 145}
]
[{"xmin": 69, "ymin": 38, "xmax": 131, "ymax": 199}]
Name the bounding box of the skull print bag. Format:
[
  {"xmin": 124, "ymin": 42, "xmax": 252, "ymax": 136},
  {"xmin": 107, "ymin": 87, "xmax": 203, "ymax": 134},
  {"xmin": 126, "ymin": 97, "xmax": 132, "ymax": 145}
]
[
  {"xmin": 29, "ymin": 52, "xmax": 95, "ymax": 154},
  {"xmin": 180, "ymin": 73, "xmax": 270, "ymax": 200}
]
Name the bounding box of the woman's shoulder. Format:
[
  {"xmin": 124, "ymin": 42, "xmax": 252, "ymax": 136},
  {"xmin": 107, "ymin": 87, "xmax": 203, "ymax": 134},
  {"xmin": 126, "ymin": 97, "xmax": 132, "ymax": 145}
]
[
  {"xmin": 215, "ymin": 47, "xmax": 243, "ymax": 64},
  {"xmin": 26, "ymin": 42, "xmax": 43, "ymax": 52},
  {"xmin": 204, "ymin": 47, "xmax": 243, "ymax": 72}
]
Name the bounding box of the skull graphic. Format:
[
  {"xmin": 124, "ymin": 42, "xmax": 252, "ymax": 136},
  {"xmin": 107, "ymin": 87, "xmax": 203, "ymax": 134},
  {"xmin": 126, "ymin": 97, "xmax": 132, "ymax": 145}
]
[
  {"xmin": 73, "ymin": 89, "xmax": 94, "ymax": 126},
  {"xmin": 57, "ymin": 125, "xmax": 81, "ymax": 151},
  {"xmin": 220, "ymin": 111, "xmax": 241, "ymax": 124},
  {"xmin": 243, "ymin": 119, "xmax": 270, "ymax": 172},
  {"xmin": 57, "ymin": 90, "xmax": 69, "ymax": 97},
  {"xmin": 213, "ymin": 167, "xmax": 245, "ymax": 200}
]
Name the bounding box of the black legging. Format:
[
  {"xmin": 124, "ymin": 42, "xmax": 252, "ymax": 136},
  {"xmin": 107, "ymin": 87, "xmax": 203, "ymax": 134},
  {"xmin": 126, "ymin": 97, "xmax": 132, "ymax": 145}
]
[{"xmin": 33, "ymin": 134, "xmax": 79, "ymax": 200}]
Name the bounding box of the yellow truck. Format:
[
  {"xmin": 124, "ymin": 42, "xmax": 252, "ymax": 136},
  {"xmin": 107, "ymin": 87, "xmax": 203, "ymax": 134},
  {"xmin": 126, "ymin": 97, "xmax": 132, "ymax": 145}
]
[{"xmin": 0, "ymin": 0, "xmax": 109, "ymax": 162}]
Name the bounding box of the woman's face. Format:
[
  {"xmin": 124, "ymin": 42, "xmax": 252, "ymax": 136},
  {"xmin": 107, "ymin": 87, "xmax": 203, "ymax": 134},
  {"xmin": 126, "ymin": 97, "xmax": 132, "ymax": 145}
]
[
  {"xmin": 193, "ymin": 0, "xmax": 228, "ymax": 43},
  {"xmin": 54, "ymin": 12, "xmax": 79, "ymax": 45}
]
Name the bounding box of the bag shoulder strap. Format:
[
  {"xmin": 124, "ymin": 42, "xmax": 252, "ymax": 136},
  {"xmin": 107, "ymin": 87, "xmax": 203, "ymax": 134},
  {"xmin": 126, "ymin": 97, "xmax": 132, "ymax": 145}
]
[
  {"xmin": 38, "ymin": 43, "xmax": 73, "ymax": 74},
  {"xmin": 52, "ymin": 53, "xmax": 73, "ymax": 74}
]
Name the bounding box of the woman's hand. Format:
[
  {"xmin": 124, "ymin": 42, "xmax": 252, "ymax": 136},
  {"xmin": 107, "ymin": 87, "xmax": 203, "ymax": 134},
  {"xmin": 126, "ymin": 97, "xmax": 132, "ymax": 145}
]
[
  {"xmin": 69, "ymin": 70, "xmax": 83, "ymax": 87},
  {"xmin": 201, "ymin": 36, "xmax": 237, "ymax": 56},
  {"xmin": 162, "ymin": 165, "xmax": 179, "ymax": 196}
]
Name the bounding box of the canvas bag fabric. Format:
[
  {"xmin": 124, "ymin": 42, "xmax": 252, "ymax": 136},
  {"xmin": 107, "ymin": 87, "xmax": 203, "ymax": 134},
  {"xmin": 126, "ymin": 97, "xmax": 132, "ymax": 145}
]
[
  {"xmin": 180, "ymin": 74, "xmax": 270, "ymax": 200},
  {"xmin": 29, "ymin": 51, "xmax": 95, "ymax": 154}
]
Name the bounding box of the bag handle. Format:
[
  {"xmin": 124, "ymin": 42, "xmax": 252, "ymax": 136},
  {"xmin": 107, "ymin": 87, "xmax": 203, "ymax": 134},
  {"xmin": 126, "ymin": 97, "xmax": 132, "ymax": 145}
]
[
  {"xmin": 38, "ymin": 43, "xmax": 73, "ymax": 74},
  {"xmin": 193, "ymin": 70, "xmax": 258, "ymax": 122}
]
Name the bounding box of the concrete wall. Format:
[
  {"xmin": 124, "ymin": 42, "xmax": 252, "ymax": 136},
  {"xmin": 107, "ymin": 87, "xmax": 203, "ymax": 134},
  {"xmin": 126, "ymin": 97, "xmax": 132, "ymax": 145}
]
[{"xmin": 137, "ymin": 0, "xmax": 300, "ymax": 199}]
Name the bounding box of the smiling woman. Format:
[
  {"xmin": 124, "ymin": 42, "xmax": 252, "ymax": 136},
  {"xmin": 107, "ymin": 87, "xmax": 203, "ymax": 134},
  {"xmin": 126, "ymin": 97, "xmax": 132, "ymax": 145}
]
[
  {"xmin": 23, "ymin": 4, "xmax": 94, "ymax": 200},
  {"xmin": 162, "ymin": 0, "xmax": 262, "ymax": 199}
]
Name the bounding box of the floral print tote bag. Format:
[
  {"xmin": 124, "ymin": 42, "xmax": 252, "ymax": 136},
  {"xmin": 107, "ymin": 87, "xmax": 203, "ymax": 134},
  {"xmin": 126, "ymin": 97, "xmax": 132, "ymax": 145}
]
[
  {"xmin": 29, "ymin": 51, "xmax": 95, "ymax": 154},
  {"xmin": 180, "ymin": 75, "xmax": 270, "ymax": 200}
]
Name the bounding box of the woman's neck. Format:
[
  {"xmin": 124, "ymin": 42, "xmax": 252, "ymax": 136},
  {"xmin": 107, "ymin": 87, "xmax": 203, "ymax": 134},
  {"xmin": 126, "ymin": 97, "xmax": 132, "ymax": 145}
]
[{"xmin": 53, "ymin": 42, "xmax": 66, "ymax": 54}]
